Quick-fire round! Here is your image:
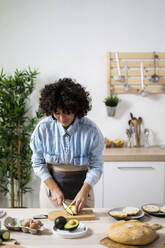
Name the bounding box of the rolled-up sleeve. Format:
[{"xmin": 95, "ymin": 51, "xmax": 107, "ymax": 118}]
[
  {"xmin": 30, "ymin": 127, "xmax": 52, "ymax": 182},
  {"xmin": 84, "ymin": 128, "xmax": 104, "ymax": 187}
]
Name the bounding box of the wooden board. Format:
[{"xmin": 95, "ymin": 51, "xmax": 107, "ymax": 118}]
[
  {"xmin": 107, "ymin": 51, "xmax": 165, "ymax": 95},
  {"xmin": 100, "ymin": 237, "xmax": 138, "ymax": 248},
  {"xmin": 48, "ymin": 209, "xmax": 96, "ymax": 221},
  {"xmin": 100, "ymin": 236, "xmax": 159, "ymax": 248}
]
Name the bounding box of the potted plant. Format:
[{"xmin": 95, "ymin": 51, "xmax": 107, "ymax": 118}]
[
  {"xmin": 0, "ymin": 68, "xmax": 42, "ymax": 208},
  {"xmin": 104, "ymin": 94, "xmax": 119, "ymax": 116}
]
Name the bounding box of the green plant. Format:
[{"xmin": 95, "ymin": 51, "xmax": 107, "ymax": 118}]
[
  {"xmin": 0, "ymin": 68, "xmax": 42, "ymax": 207},
  {"xmin": 104, "ymin": 95, "xmax": 119, "ymax": 107}
]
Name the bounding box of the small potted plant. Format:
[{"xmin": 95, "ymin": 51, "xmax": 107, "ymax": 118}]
[{"xmin": 104, "ymin": 94, "xmax": 119, "ymax": 117}]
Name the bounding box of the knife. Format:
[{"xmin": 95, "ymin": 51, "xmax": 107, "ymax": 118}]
[
  {"xmin": 62, "ymin": 201, "xmax": 73, "ymax": 215},
  {"xmin": 33, "ymin": 214, "xmax": 48, "ymax": 219}
]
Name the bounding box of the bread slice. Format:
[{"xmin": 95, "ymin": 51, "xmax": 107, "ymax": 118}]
[
  {"xmin": 109, "ymin": 210, "xmax": 127, "ymax": 218},
  {"xmin": 107, "ymin": 220, "xmax": 158, "ymax": 245},
  {"xmin": 160, "ymin": 205, "xmax": 165, "ymax": 213},
  {"xmin": 122, "ymin": 207, "xmax": 139, "ymax": 216},
  {"xmin": 142, "ymin": 204, "xmax": 159, "ymax": 213}
]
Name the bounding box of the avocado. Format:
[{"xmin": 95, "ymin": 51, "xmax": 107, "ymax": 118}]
[
  {"xmin": 0, "ymin": 230, "xmax": 10, "ymax": 241},
  {"xmin": 66, "ymin": 205, "xmax": 77, "ymax": 215},
  {"xmin": 54, "ymin": 216, "xmax": 67, "ymax": 230},
  {"xmin": 64, "ymin": 219, "xmax": 79, "ymax": 231}
]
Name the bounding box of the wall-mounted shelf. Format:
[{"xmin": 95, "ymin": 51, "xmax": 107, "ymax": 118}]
[{"xmin": 107, "ymin": 52, "xmax": 165, "ymax": 94}]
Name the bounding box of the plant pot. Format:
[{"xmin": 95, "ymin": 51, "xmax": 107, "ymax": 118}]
[{"xmin": 106, "ymin": 106, "xmax": 117, "ymax": 117}]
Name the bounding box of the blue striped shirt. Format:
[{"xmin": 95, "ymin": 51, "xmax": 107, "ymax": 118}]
[{"xmin": 30, "ymin": 116, "xmax": 104, "ymax": 186}]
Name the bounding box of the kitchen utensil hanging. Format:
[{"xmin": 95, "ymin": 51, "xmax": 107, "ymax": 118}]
[
  {"xmin": 108, "ymin": 52, "xmax": 165, "ymax": 95},
  {"xmin": 151, "ymin": 51, "xmax": 160, "ymax": 82},
  {"xmin": 124, "ymin": 61, "xmax": 130, "ymax": 91},
  {"xmin": 113, "ymin": 52, "xmax": 122, "ymax": 81},
  {"xmin": 140, "ymin": 61, "xmax": 148, "ymax": 97}
]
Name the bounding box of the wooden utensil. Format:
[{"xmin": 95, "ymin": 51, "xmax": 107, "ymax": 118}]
[
  {"xmin": 137, "ymin": 117, "xmax": 142, "ymax": 146},
  {"xmin": 48, "ymin": 209, "xmax": 96, "ymax": 221},
  {"xmin": 129, "ymin": 113, "xmax": 140, "ymax": 147},
  {"xmin": 100, "ymin": 237, "xmax": 138, "ymax": 248}
]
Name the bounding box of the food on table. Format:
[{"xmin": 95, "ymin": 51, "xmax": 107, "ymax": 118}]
[
  {"xmin": 35, "ymin": 220, "xmax": 43, "ymax": 226},
  {"xmin": 21, "ymin": 218, "xmax": 43, "ymax": 229},
  {"xmin": 54, "ymin": 216, "xmax": 67, "ymax": 230},
  {"xmin": 30, "ymin": 222, "xmax": 40, "ymax": 229},
  {"xmin": 4, "ymin": 216, "xmax": 44, "ymax": 235},
  {"xmin": 108, "ymin": 211, "xmax": 127, "ymax": 218},
  {"xmin": 160, "ymin": 205, "xmax": 165, "ymax": 213},
  {"xmin": 66, "ymin": 205, "xmax": 77, "ymax": 215},
  {"xmin": 54, "ymin": 216, "xmax": 79, "ymax": 231},
  {"xmin": 109, "ymin": 206, "xmax": 140, "ymax": 218},
  {"xmin": 21, "ymin": 218, "xmax": 32, "ymax": 227},
  {"xmin": 123, "ymin": 207, "xmax": 140, "ymax": 216},
  {"xmin": 104, "ymin": 137, "xmax": 112, "ymax": 148},
  {"xmin": 64, "ymin": 219, "xmax": 79, "ymax": 231},
  {"xmin": 107, "ymin": 220, "xmax": 158, "ymax": 245},
  {"xmin": 142, "ymin": 204, "xmax": 160, "ymax": 213},
  {"xmin": 0, "ymin": 230, "xmax": 10, "ymax": 241},
  {"xmin": 113, "ymin": 138, "xmax": 124, "ymax": 147}
]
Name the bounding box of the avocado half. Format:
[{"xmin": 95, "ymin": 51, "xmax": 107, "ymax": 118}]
[
  {"xmin": 66, "ymin": 205, "xmax": 77, "ymax": 215},
  {"xmin": 64, "ymin": 219, "xmax": 79, "ymax": 231}
]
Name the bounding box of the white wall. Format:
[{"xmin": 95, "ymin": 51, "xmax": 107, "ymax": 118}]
[{"xmin": 1, "ymin": 0, "xmax": 165, "ymax": 207}]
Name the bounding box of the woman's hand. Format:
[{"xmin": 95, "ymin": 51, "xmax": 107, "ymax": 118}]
[
  {"xmin": 44, "ymin": 177, "xmax": 64, "ymax": 206},
  {"xmin": 51, "ymin": 187, "xmax": 64, "ymax": 206},
  {"xmin": 71, "ymin": 183, "xmax": 91, "ymax": 213}
]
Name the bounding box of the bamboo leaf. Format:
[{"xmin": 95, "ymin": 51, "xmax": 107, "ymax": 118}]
[{"xmin": 0, "ymin": 67, "xmax": 42, "ymax": 207}]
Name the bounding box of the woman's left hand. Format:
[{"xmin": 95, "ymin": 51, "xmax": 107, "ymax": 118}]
[{"xmin": 71, "ymin": 182, "xmax": 91, "ymax": 213}]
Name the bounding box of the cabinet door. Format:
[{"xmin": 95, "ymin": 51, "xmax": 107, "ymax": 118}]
[
  {"xmin": 93, "ymin": 174, "xmax": 103, "ymax": 208},
  {"xmin": 103, "ymin": 162, "xmax": 165, "ymax": 208}
]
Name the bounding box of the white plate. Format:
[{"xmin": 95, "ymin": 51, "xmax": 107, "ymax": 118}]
[
  {"xmin": 52, "ymin": 223, "xmax": 88, "ymax": 239},
  {"xmin": 108, "ymin": 207, "xmax": 144, "ymax": 220},
  {"xmin": 0, "ymin": 210, "xmax": 6, "ymax": 218}
]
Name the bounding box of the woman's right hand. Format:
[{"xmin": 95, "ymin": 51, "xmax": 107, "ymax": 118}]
[
  {"xmin": 44, "ymin": 177, "xmax": 64, "ymax": 206},
  {"xmin": 51, "ymin": 188, "xmax": 64, "ymax": 206}
]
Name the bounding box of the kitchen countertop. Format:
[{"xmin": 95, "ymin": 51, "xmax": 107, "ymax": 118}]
[
  {"xmin": 103, "ymin": 146, "xmax": 165, "ymax": 161},
  {"xmin": 0, "ymin": 208, "xmax": 165, "ymax": 248}
]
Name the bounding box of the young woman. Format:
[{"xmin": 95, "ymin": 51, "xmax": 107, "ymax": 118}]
[{"xmin": 30, "ymin": 78, "xmax": 104, "ymax": 212}]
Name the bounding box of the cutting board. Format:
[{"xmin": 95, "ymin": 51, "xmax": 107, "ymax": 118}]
[
  {"xmin": 100, "ymin": 237, "xmax": 139, "ymax": 248},
  {"xmin": 48, "ymin": 209, "xmax": 96, "ymax": 221},
  {"xmin": 100, "ymin": 236, "xmax": 161, "ymax": 248}
]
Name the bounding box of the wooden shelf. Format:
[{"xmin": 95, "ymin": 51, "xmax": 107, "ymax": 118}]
[{"xmin": 107, "ymin": 52, "xmax": 165, "ymax": 94}]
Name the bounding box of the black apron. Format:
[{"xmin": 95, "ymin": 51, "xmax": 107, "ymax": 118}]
[
  {"xmin": 47, "ymin": 163, "xmax": 88, "ymax": 200},
  {"xmin": 51, "ymin": 170, "xmax": 87, "ymax": 200}
]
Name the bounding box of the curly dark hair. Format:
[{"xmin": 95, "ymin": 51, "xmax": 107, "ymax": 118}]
[{"xmin": 39, "ymin": 78, "xmax": 92, "ymax": 118}]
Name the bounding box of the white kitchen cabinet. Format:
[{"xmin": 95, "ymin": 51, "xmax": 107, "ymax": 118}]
[
  {"xmin": 103, "ymin": 161, "xmax": 165, "ymax": 208},
  {"xmin": 93, "ymin": 174, "xmax": 103, "ymax": 208}
]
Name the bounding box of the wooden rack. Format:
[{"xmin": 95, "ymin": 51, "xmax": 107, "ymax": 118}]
[{"xmin": 107, "ymin": 52, "xmax": 165, "ymax": 94}]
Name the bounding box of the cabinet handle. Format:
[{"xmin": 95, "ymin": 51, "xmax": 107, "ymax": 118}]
[{"xmin": 117, "ymin": 166, "xmax": 154, "ymax": 170}]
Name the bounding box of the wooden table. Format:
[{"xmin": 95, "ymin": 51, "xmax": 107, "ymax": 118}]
[{"xmin": 0, "ymin": 208, "xmax": 165, "ymax": 248}]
